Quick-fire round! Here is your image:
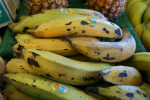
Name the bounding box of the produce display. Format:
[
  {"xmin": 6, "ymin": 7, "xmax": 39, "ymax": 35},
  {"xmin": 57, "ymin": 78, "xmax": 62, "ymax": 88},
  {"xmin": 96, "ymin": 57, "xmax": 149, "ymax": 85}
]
[
  {"xmin": 0, "ymin": 0, "xmax": 150, "ymax": 100},
  {"xmin": 125, "ymin": 0, "xmax": 150, "ymax": 51}
]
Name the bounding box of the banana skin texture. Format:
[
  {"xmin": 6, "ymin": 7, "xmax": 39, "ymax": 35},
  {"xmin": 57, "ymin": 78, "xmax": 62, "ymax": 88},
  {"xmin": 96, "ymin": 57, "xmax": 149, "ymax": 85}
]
[
  {"xmin": 13, "ymin": 37, "xmax": 100, "ymax": 56},
  {"xmin": 116, "ymin": 52, "xmax": 150, "ymax": 72},
  {"xmin": 6, "ymin": 58, "xmax": 34, "ymax": 74},
  {"xmin": 22, "ymin": 49, "xmax": 111, "ymax": 85},
  {"xmin": 4, "ymin": 83, "xmax": 36, "ymax": 100},
  {"xmin": 65, "ymin": 28, "xmax": 136, "ymax": 63},
  {"xmin": 13, "ymin": 8, "xmax": 108, "ymax": 33},
  {"xmin": 4, "ymin": 73, "xmax": 98, "ymax": 100},
  {"xmin": 85, "ymin": 83, "xmax": 150, "ymax": 100},
  {"xmin": 27, "ymin": 17, "xmax": 122, "ymax": 39},
  {"xmin": 99, "ymin": 66, "xmax": 142, "ymax": 86}
]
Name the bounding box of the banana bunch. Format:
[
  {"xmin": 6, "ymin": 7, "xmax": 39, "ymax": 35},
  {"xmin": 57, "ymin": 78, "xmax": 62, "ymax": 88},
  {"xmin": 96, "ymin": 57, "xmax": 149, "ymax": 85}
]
[
  {"xmin": 126, "ymin": 0, "xmax": 150, "ymax": 51},
  {"xmin": 5, "ymin": 7, "xmax": 145, "ymax": 100}
]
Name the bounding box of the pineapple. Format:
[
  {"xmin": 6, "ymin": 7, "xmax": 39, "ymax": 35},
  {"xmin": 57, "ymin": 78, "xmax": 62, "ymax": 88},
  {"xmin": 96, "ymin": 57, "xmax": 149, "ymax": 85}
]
[
  {"xmin": 25, "ymin": 0, "xmax": 68, "ymax": 15},
  {"xmin": 86, "ymin": 0, "xmax": 126, "ymax": 19}
]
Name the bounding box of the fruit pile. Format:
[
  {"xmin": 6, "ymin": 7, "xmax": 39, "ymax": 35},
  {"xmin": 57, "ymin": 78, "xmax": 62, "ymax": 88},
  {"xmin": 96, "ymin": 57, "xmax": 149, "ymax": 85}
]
[
  {"xmin": 2, "ymin": 8, "xmax": 150, "ymax": 100},
  {"xmin": 125, "ymin": 0, "xmax": 150, "ymax": 51}
]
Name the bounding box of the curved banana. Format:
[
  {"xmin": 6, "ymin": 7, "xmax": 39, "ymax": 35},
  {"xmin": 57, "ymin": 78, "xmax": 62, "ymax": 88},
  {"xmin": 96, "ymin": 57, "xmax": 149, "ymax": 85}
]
[
  {"xmin": 126, "ymin": 0, "xmax": 144, "ymax": 20},
  {"xmin": 142, "ymin": 27, "xmax": 150, "ymax": 51},
  {"xmin": 4, "ymin": 83, "xmax": 36, "ymax": 100},
  {"xmin": 6, "ymin": 58, "xmax": 34, "ymax": 74},
  {"xmin": 134, "ymin": 19, "xmax": 150, "ymax": 39},
  {"xmin": 99, "ymin": 66, "xmax": 142, "ymax": 86},
  {"xmin": 116, "ymin": 52, "xmax": 150, "ymax": 72},
  {"xmin": 4, "ymin": 73, "xmax": 98, "ymax": 100},
  {"xmin": 22, "ymin": 49, "xmax": 111, "ymax": 85},
  {"xmin": 65, "ymin": 28, "xmax": 136, "ymax": 63},
  {"xmin": 130, "ymin": 0, "xmax": 149, "ymax": 27},
  {"xmin": 13, "ymin": 8, "xmax": 108, "ymax": 33},
  {"xmin": 13, "ymin": 37, "xmax": 100, "ymax": 56},
  {"xmin": 86, "ymin": 83, "xmax": 150, "ymax": 100},
  {"xmin": 27, "ymin": 18, "xmax": 122, "ymax": 39}
]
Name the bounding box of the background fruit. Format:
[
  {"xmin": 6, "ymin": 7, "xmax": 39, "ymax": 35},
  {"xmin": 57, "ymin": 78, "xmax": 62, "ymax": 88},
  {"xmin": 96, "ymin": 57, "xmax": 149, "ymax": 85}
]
[
  {"xmin": 86, "ymin": 0, "xmax": 126, "ymax": 19},
  {"xmin": 25, "ymin": 0, "xmax": 69, "ymax": 15}
]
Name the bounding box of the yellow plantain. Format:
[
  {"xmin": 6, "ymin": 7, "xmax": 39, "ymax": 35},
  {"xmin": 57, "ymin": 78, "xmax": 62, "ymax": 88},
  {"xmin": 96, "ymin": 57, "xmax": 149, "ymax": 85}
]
[
  {"xmin": 27, "ymin": 18, "xmax": 122, "ymax": 39},
  {"xmin": 13, "ymin": 37, "xmax": 100, "ymax": 56},
  {"xmin": 13, "ymin": 8, "xmax": 108, "ymax": 33},
  {"xmin": 6, "ymin": 58, "xmax": 34, "ymax": 74},
  {"xmin": 65, "ymin": 28, "xmax": 136, "ymax": 63},
  {"xmin": 22, "ymin": 49, "xmax": 111, "ymax": 85},
  {"xmin": 99, "ymin": 66, "xmax": 142, "ymax": 86}
]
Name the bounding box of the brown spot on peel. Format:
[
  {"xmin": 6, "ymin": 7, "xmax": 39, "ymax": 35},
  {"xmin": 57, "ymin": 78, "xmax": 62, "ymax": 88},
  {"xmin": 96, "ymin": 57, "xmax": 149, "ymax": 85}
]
[{"xmin": 27, "ymin": 58, "xmax": 40, "ymax": 67}]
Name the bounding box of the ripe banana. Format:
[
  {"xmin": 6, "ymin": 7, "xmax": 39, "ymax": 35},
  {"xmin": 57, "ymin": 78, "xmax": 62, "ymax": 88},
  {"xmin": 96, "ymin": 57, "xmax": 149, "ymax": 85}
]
[
  {"xmin": 13, "ymin": 8, "xmax": 108, "ymax": 33},
  {"xmin": 13, "ymin": 37, "xmax": 100, "ymax": 56},
  {"xmin": 99, "ymin": 66, "xmax": 142, "ymax": 86},
  {"xmin": 15, "ymin": 33, "xmax": 38, "ymax": 42},
  {"xmin": 142, "ymin": 26, "xmax": 150, "ymax": 51},
  {"xmin": 65, "ymin": 28, "xmax": 136, "ymax": 63},
  {"xmin": 143, "ymin": 3, "xmax": 150, "ymax": 22},
  {"xmin": 6, "ymin": 58, "xmax": 34, "ymax": 74},
  {"xmin": 4, "ymin": 73, "xmax": 98, "ymax": 100},
  {"xmin": 126, "ymin": 0, "xmax": 144, "ymax": 20},
  {"xmin": 4, "ymin": 83, "xmax": 36, "ymax": 100},
  {"xmin": 116, "ymin": 52, "xmax": 150, "ymax": 72},
  {"xmin": 27, "ymin": 18, "xmax": 122, "ymax": 39},
  {"xmin": 86, "ymin": 83, "xmax": 150, "ymax": 100},
  {"xmin": 134, "ymin": 19, "xmax": 150, "ymax": 39},
  {"xmin": 22, "ymin": 49, "xmax": 111, "ymax": 85},
  {"xmin": 130, "ymin": 0, "xmax": 149, "ymax": 27}
]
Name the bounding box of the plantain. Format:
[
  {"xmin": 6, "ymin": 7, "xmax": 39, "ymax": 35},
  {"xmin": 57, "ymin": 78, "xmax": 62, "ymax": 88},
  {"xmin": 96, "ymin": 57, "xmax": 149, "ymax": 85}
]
[
  {"xmin": 13, "ymin": 8, "xmax": 108, "ymax": 33},
  {"xmin": 13, "ymin": 37, "xmax": 100, "ymax": 56},
  {"xmin": 99, "ymin": 66, "xmax": 142, "ymax": 86},
  {"xmin": 65, "ymin": 28, "xmax": 136, "ymax": 63},
  {"xmin": 27, "ymin": 17, "xmax": 122, "ymax": 39},
  {"xmin": 6, "ymin": 58, "xmax": 34, "ymax": 74},
  {"xmin": 21, "ymin": 49, "xmax": 111, "ymax": 85},
  {"xmin": 4, "ymin": 73, "xmax": 98, "ymax": 100},
  {"xmin": 86, "ymin": 83, "xmax": 150, "ymax": 100}
]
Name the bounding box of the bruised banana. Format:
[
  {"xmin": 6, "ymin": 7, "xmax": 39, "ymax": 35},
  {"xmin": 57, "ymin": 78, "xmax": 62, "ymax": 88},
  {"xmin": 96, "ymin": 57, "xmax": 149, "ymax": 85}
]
[
  {"xmin": 6, "ymin": 58, "xmax": 34, "ymax": 74},
  {"xmin": 4, "ymin": 73, "xmax": 98, "ymax": 100},
  {"xmin": 99, "ymin": 66, "xmax": 142, "ymax": 86},
  {"xmin": 65, "ymin": 28, "xmax": 136, "ymax": 63},
  {"xmin": 13, "ymin": 37, "xmax": 100, "ymax": 56},
  {"xmin": 22, "ymin": 49, "xmax": 111, "ymax": 85},
  {"xmin": 13, "ymin": 8, "xmax": 108, "ymax": 33},
  {"xmin": 4, "ymin": 83, "xmax": 36, "ymax": 100},
  {"xmin": 86, "ymin": 83, "xmax": 150, "ymax": 100},
  {"xmin": 27, "ymin": 18, "xmax": 122, "ymax": 39},
  {"xmin": 117, "ymin": 52, "xmax": 150, "ymax": 72}
]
